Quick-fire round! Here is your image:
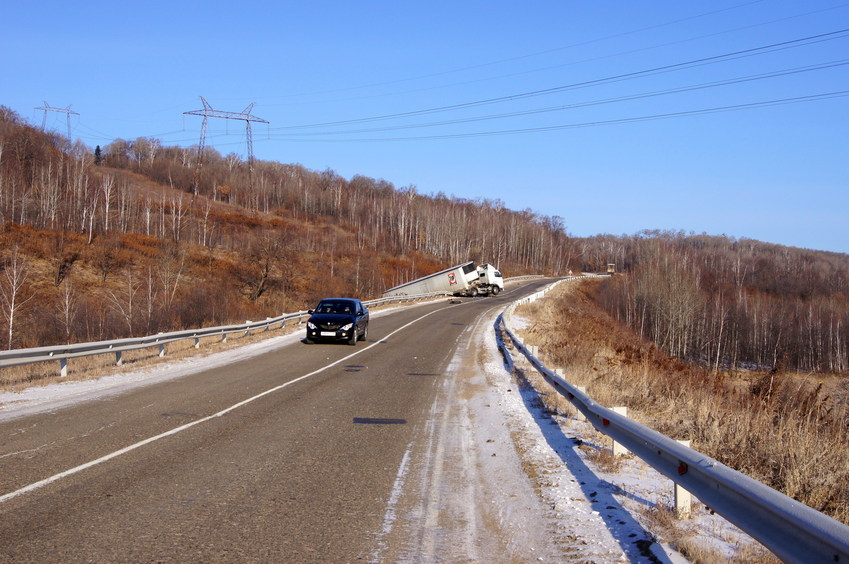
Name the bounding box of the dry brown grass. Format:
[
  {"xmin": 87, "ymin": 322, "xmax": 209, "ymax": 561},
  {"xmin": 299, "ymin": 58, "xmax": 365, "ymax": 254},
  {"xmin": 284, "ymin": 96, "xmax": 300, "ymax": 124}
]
[
  {"xmin": 0, "ymin": 324, "xmax": 304, "ymax": 394},
  {"xmin": 639, "ymin": 502, "xmax": 778, "ymax": 564},
  {"xmin": 511, "ymin": 279, "xmax": 849, "ymax": 527}
]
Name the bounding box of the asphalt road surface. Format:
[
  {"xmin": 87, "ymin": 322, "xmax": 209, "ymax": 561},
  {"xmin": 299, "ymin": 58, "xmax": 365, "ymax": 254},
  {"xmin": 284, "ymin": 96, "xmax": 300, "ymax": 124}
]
[{"xmin": 0, "ymin": 280, "xmax": 551, "ymax": 562}]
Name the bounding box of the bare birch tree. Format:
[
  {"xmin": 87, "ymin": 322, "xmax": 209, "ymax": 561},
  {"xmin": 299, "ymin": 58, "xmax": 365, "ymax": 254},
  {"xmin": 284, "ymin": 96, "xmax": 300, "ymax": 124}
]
[{"xmin": 0, "ymin": 247, "xmax": 36, "ymax": 349}]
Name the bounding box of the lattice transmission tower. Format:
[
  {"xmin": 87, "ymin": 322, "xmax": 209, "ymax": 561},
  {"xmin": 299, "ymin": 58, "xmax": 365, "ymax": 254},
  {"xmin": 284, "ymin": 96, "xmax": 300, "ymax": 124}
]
[
  {"xmin": 183, "ymin": 96, "xmax": 269, "ymax": 192},
  {"xmin": 34, "ymin": 101, "xmax": 79, "ymax": 142}
]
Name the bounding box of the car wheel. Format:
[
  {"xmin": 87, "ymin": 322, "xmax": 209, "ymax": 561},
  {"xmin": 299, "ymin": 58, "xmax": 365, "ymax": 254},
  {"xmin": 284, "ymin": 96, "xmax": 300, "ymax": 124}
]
[
  {"xmin": 348, "ymin": 329, "xmax": 357, "ymax": 346},
  {"xmin": 359, "ymin": 324, "xmax": 368, "ymax": 341}
]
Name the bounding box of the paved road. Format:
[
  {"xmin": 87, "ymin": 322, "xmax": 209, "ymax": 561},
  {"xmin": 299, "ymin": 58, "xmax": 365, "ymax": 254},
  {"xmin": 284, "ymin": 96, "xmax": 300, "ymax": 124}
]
[{"xmin": 0, "ymin": 280, "xmax": 550, "ymax": 562}]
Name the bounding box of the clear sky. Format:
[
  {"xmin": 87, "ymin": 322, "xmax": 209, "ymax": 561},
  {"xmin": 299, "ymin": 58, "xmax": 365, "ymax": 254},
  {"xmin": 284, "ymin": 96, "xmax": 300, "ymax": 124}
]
[{"xmin": 4, "ymin": 1, "xmax": 848, "ymax": 253}]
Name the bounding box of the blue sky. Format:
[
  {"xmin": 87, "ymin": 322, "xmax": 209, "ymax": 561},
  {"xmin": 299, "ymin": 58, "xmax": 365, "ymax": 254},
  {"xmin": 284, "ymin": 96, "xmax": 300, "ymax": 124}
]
[{"xmin": 4, "ymin": 1, "xmax": 848, "ymax": 253}]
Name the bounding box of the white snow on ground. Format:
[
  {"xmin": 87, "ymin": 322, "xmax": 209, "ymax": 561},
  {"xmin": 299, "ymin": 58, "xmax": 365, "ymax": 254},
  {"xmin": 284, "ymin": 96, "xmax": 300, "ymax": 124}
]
[
  {"xmin": 480, "ymin": 314, "xmax": 672, "ymax": 562},
  {"xmin": 495, "ymin": 314, "xmax": 763, "ymax": 562},
  {"xmin": 0, "ymin": 331, "xmax": 301, "ymax": 423},
  {"xmin": 0, "ymin": 298, "xmax": 762, "ymax": 560}
]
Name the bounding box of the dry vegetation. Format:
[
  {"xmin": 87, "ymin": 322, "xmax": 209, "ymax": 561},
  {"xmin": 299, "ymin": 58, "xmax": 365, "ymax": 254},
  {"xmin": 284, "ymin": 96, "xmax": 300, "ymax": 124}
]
[
  {"xmin": 586, "ymin": 232, "xmax": 849, "ymax": 374},
  {"xmin": 0, "ymin": 320, "xmax": 302, "ymax": 392},
  {"xmin": 513, "ymin": 278, "xmax": 849, "ymax": 529},
  {"xmin": 0, "ymin": 105, "xmax": 575, "ymax": 356}
]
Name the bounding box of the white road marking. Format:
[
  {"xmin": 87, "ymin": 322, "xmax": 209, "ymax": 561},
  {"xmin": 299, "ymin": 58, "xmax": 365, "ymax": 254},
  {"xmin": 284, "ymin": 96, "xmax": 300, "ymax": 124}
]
[
  {"xmin": 0, "ymin": 306, "xmax": 458, "ymax": 504},
  {"xmin": 370, "ymin": 442, "xmax": 413, "ymax": 562}
]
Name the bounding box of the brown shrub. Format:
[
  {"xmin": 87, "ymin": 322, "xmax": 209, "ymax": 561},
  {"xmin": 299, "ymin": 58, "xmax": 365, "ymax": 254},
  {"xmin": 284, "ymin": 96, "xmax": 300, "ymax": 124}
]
[{"xmin": 514, "ymin": 279, "xmax": 849, "ymax": 525}]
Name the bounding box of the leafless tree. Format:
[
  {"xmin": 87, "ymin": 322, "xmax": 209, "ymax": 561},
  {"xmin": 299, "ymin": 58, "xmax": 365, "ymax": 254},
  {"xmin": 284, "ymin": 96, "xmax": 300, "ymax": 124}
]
[
  {"xmin": 56, "ymin": 279, "xmax": 79, "ymax": 343},
  {"xmin": 0, "ymin": 247, "xmax": 36, "ymax": 349}
]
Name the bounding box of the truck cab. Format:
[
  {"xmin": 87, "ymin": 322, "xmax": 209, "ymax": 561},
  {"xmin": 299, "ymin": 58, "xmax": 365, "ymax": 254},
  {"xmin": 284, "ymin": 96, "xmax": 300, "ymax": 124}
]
[{"xmin": 476, "ymin": 263, "xmax": 504, "ymax": 294}]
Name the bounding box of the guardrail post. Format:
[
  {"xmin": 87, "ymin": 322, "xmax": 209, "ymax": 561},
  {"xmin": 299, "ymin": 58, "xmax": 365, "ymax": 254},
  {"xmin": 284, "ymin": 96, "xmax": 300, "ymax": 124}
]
[
  {"xmin": 675, "ymin": 440, "xmax": 693, "ymax": 519},
  {"xmin": 575, "ymin": 385, "xmax": 587, "ymax": 421},
  {"xmin": 611, "ymin": 407, "xmax": 629, "ymax": 456},
  {"xmin": 221, "ymin": 332, "xmax": 228, "ymax": 343},
  {"xmin": 158, "ymin": 343, "xmax": 165, "ymax": 358},
  {"xmin": 115, "ymin": 351, "xmax": 123, "ymax": 366},
  {"xmin": 194, "ymin": 337, "xmax": 200, "ymax": 349},
  {"xmin": 59, "ymin": 358, "xmax": 68, "ymax": 378}
]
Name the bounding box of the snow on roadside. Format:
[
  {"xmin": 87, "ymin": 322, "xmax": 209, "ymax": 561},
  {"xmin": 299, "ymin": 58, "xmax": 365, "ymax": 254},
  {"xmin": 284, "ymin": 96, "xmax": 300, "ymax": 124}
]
[
  {"xmin": 474, "ymin": 311, "xmax": 679, "ymax": 562},
  {"xmin": 486, "ymin": 313, "xmax": 766, "ymax": 562},
  {"xmin": 0, "ymin": 332, "xmax": 301, "ymax": 422}
]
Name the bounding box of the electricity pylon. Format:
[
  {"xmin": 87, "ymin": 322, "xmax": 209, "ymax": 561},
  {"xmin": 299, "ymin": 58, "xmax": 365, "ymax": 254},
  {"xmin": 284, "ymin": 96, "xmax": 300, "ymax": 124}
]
[
  {"xmin": 183, "ymin": 96, "xmax": 269, "ymax": 193},
  {"xmin": 34, "ymin": 101, "xmax": 79, "ymax": 142}
]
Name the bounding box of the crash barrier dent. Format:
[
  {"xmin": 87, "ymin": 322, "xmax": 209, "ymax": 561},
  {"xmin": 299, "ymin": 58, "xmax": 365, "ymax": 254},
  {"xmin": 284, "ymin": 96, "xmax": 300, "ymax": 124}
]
[{"xmin": 495, "ymin": 276, "xmax": 849, "ymax": 564}]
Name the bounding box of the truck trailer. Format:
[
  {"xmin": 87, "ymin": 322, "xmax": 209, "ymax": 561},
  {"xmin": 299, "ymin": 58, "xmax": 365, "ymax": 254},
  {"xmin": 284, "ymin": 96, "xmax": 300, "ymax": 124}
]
[{"xmin": 382, "ymin": 261, "xmax": 504, "ymax": 298}]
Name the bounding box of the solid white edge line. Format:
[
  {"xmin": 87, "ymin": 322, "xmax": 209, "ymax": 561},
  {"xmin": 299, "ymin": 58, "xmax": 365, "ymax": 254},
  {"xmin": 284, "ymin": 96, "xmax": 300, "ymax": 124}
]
[{"xmin": 1, "ymin": 305, "xmax": 459, "ymax": 504}]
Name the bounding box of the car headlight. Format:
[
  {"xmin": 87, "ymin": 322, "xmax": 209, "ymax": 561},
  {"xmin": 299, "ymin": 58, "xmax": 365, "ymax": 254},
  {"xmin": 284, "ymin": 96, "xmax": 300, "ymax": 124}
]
[
  {"xmin": 307, "ymin": 322, "xmax": 317, "ymax": 330},
  {"xmin": 341, "ymin": 323, "xmax": 353, "ymax": 331}
]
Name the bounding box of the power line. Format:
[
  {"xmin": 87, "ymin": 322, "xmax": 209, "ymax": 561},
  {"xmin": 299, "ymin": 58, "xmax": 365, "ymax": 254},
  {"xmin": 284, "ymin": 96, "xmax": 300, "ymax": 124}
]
[
  {"xmin": 255, "ymin": 0, "xmax": 774, "ymax": 103},
  {"xmin": 262, "ymin": 60, "xmax": 849, "ymax": 138},
  {"xmin": 263, "ymin": 91, "xmax": 849, "ymax": 143},
  {"xmin": 273, "ymin": 28, "xmax": 849, "ymax": 132}
]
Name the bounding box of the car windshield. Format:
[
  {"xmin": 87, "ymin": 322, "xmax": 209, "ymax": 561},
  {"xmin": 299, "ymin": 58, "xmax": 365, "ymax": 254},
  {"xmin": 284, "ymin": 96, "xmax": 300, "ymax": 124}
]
[{"xmin": 316, "ymin": 301, "xmax": 354, "ymax": 314}]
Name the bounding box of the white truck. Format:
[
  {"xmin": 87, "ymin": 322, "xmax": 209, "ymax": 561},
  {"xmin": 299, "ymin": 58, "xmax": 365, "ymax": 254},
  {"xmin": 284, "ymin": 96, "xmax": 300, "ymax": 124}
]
[{"xmin": 382, "ymin": 261, "xmax": 504, "ymax": 297}]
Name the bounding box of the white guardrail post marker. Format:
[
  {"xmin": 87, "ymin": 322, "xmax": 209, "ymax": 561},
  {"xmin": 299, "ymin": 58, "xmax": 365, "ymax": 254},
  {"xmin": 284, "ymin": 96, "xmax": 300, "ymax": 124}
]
[
  {"xmin": 675, "ymin": 439, "xmax": 692, "ymax": 519},
  {"xmin": 575, "ymin": 386, "xmax": 587, "ymax": 421},
  {"xmin": 611, "ymin": 406, "xmax": 629, "ymax": 457}
]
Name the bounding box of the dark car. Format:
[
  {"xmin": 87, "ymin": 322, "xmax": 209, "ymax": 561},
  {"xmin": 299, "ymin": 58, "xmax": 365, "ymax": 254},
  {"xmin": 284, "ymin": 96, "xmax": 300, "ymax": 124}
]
[{"xmin": 305, "ymin": 298, "xmax": 369, "ymax": 345}]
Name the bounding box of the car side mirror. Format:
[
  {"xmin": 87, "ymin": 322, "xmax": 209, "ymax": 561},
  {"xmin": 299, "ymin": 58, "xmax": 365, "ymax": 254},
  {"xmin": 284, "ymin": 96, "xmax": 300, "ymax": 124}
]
[{"xmin": 308, "ymin": 310, "xmax": 314, "ymax": 314}]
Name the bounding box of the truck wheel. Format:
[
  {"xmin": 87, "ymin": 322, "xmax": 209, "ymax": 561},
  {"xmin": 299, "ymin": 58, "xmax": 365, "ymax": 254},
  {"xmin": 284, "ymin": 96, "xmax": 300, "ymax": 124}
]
[
  {"xmin": 469, "ymin": 287, "xmax": 479, "ymax": 297},
  {"xmin": 490, "ymin": 286, "xmax": 501, "ymax": 295}
]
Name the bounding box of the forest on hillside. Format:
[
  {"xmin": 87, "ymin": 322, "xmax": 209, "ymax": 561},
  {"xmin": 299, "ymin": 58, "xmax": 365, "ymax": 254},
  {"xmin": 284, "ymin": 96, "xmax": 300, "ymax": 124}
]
[
  {"xmin": 0, "ymin": 106, "xmax": 574, "ymax": 349},
  {"xmin": 588, "ymin": 232, "xmax": 849, "ymax": 374},
  {"xmin": 1, "ymin": 105, "xmax": 847, "ymax": 377}
]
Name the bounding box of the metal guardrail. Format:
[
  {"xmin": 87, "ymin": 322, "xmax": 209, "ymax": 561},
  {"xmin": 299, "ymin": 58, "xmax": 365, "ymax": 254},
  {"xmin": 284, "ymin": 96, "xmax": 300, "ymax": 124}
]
[
  {"xmin": 495, "ymin": 277, "xmax": 849, "ymax": 563},
  {"xmin": 504, "ymin": 274, "xmax": 545, "ymax": 282},
  {"xmin": 0, "ymin": 292, "xmax": 450, "ymax": 376},
  {"xmin": 0, "ymin": 275, "xmax": 548, "ymax": 375}
]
